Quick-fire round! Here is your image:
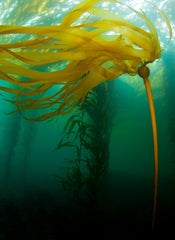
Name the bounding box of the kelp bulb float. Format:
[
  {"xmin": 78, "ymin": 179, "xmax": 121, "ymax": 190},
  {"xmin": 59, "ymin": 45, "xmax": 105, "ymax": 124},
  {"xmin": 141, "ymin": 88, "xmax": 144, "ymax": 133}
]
[{"xmin": 0, "ymin": 0, "xmax": 172, "ymax": 231}]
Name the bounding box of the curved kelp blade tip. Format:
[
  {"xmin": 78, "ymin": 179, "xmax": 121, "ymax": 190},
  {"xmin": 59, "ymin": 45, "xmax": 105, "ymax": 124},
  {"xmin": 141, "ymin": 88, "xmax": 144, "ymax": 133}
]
[{"xmin": 0, "ymin": 0, "xmax": 171, "ymax": 120}]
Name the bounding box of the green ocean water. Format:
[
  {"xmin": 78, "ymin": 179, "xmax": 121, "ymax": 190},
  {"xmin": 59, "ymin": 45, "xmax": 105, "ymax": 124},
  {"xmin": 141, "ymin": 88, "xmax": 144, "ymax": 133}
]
[{"xmin": 0, "ymin": 0, "xmax": 175, "ymax": 239}]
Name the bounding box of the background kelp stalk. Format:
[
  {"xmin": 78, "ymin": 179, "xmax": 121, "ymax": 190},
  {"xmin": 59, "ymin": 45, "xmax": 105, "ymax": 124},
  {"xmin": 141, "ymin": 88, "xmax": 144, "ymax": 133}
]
[{"xmin": 54, "ymin": 81, "xmax": 117, "ymax": 218}]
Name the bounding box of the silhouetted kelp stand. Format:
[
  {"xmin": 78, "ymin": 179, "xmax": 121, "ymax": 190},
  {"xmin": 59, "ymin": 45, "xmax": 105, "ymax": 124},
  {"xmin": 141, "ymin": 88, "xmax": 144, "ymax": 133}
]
[{"xmin": 54, "ymin": 80, "xmax": 117, "ymax": 219}]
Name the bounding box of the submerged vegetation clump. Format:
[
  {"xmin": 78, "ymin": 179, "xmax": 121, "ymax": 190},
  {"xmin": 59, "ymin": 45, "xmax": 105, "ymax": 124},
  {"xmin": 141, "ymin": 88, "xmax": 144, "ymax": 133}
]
[{"xmin": 54, "ymin": 81, "xmax": 117, "ymax": 215}]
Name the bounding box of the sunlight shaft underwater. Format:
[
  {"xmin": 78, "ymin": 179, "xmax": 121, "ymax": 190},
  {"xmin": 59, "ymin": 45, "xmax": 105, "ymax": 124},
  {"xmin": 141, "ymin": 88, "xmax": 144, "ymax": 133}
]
[{"xmin": 0, "ymin": 0, "xmax": 172, "ymax": 231}]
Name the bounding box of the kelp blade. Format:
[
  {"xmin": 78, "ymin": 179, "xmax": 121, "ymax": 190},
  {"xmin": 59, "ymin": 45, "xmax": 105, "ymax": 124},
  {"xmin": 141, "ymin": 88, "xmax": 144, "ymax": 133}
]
[{"xmin": 0, "ymin": 0, "xmax": 169, "ymax": 120}]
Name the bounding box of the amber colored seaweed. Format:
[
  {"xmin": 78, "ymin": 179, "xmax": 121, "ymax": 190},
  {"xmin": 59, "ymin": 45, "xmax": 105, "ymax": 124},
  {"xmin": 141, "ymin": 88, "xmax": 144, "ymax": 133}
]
[{"xmin": 0, "ymin": 0, "xmax": 171, "ymax": 120}]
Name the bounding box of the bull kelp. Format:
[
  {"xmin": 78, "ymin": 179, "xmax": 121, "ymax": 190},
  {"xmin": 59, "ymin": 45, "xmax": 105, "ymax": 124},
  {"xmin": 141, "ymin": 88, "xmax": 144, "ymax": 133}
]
[{"xmin": 0, "ymin": 0, "xmax": 172, "ymax": 231}]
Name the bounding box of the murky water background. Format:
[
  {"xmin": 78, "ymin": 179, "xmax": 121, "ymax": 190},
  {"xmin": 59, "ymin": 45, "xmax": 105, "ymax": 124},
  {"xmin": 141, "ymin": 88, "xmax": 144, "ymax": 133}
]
[{"xmin": 0, "ymin": 0, "xmax": 174, "ymax": 239}]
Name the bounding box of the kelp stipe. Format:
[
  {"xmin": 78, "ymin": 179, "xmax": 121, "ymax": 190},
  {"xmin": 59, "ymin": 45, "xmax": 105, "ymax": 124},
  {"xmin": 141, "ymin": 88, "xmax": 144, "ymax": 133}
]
[{"xmin": 138, "ymin": 64, "xmax": 158, "ymax": 230}]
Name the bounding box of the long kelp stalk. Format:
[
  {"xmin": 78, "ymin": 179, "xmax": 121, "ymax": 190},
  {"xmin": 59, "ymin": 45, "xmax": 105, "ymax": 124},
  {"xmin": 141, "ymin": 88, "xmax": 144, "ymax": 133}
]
[
  {"xmin": 3, "ymin": 114, "xmax": 21, "ymax": 192},
  {"xmin": 138, "ymin": 65, "xmax": 158, "ymax": 229}
]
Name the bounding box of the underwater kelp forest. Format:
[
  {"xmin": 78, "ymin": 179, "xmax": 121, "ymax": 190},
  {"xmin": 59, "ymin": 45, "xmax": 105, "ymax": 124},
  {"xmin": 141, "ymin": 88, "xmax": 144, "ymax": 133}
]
[{"xmin": 0, "ymin": 0, "xmax": 174, "ymax": 239}]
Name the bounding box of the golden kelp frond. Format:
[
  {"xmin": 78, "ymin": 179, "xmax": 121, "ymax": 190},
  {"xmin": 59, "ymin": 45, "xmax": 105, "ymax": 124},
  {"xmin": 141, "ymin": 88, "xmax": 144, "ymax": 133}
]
[{"xmin": 0, "ymin": 0, "xmax": 171, "ymax": 120}]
